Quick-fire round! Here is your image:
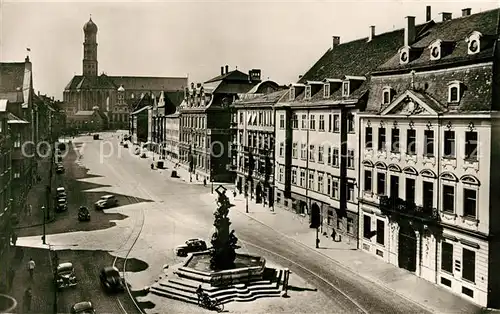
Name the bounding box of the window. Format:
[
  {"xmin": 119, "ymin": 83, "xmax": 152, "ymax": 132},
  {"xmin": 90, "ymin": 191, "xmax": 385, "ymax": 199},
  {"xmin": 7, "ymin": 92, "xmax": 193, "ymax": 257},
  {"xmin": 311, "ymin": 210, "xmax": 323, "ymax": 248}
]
[
  {"xmin": 441, "ymin": 242, "xmax": 453, "ymax": 273},
  {"xmin": 317, "ymin": 173, "xmax": 324, "ymax": 193},
  {"xmin": 308, "ymin": 172, "xmax": 314, "ymax": 189},
  {"xmin": 424, "ymin": 130, "xmax": 434, "ymax": 156},
  {"xmin": 462, "ymin": 248, "xmax": 476, "ymax": 283},
  {"xmin": 279, "ymin": 166, "xmax": 284, "ymax": 182},
  {"xmin": 324, "ymin": 84, "xmax": 330, "ymax": 98},
  {"xmin": 332, "ymin": 181, "xmax": 339, "ymax": 199},
  {"xmin": 279, "ymin": 114, "xmax": 285, "ymax": 129},
  {"xmin": 377, "ymin": 173, "xmax": 386, "ymax": 195},
  {"xmin": 301, "ymin": 115, "xmax": 308, "ymax": 129},
  {"xmin": 376, "ymin": 220, "xmax": 385, "ymax": 245},
  {"xmin": 363, "ymin": 215, "xmax": 372, "ymax": 239},
  {"xmin": 382, "ymin": 90, "xmax": 390, "ymax": 104},
  {"xmin": 301, "ymin": 144, "xmax": 307, "ymax": 160},
  {"xmin": 305, "ymin": 85, "xmax": 312, "ymax": 99},
  {"xmin": 332, "ymin": 148, "xmax": 339, "ymax": 167},
  {"xmin": 365, "ymin": 127, "xmax": 373, "ymax": 149},
  {"xmin": 444, "ymin": 130, "xmax": 455, "ymax": 158},
  {"xmin": 390, "ymin": 175, "xmax": 399, "ymax": 199},
  {"xmin": 279, "ymin": 142, "xmax": 284, "ymax": 157},
  {"xmin": 327, "ymin": 176, "xmax": 331, "ymax": 195},
  {"xmin": 239, "ymin": 112, "xmax": 243, "ymax": 124},
  {"xmin": 406, "ymin": 129, "xmax": 416, "ymax": 155},
  {"xmin": 333, "ymin": 115, "xmax": 340, "ymax": 132},
  {"xmin": 327, "ymin": 146, "xmax": 332, "ymax": 165},
  {"xmin": 309, "ymin": 115, "xmax": 316, "ymax": 130},
  {"xmin": 14, "ymin": 133, "xmax": 21, "ymax": 148},
  {"xmin": 391, "ymin": 128, "xmax": 400, "ymax": 153},
  {"xmin": 342, "ymin": 81, "xmax": 350, "ymax": 97},
  {"xmin": 291, "ymin": 168, "xmax": 297, "ymax": 184},
  {"xmin": 405, "ymin": 178, "xmax": 415, "ymax": 203},
  {"xmin": 309, "ymin": 145, "xmax": 315, "ymax": 162},
  {"xmin": 328, "ymin": 114, "xmax": 332, "ymax": 132},
  {"xmin": 327, "ymin": 210, "xmax": 333, "ymax": 225},
  {"xmin": 423, "ymin": 181, "xmax": 434, "ymax": 208},
  {"xmin": 347, "ymin": 150, "xmax": 354, "ymax": 169},
  {"xmin": 292, "ymin": 142, "xmax": 298, "ymax": 159},
  {"xmin": 443, "ymin": 185, "xmax": 455, "ymax": 213},
  {"xmin": 378, "ymin": 128, "xmax": 386, "ymax": 151},
  {"xmin": 347, "ymin": 114, "xmax": 354, "ymax": 133},
  {"xmin": 347, "ymin": 183, "xmax": 355, "ymax": 202},
  {"xmin": 292, "ymin": 114, "xmax": 298, "ymax": 129},
  {"xmin": 465, "ymin": 131, "xmax": 478, "ymax": 160},
  {"xmin": 14, "ymin": 172, "xmax": 20, "ymax": 178},
  {"xmin": 364, "ymin": 170, "xmax": 372, "ymax": 192},
  {"xmin": 347, "ymin": 217, "xmax": 354, "ymax": 234},
  {"xmin": 463, "ymin": 188, "xmax": 477, "ymax": 218},
  {"xmin": 319, "ymin": 115, "xmax": 325, "ymax": 131}
]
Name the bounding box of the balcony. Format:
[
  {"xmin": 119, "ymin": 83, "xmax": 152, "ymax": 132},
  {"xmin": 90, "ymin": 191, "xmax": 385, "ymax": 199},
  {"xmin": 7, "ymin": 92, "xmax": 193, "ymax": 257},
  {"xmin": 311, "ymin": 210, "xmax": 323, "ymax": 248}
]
[{"xmin": 379, "ymin": 196, "xmax": 440, "ymax": 223}]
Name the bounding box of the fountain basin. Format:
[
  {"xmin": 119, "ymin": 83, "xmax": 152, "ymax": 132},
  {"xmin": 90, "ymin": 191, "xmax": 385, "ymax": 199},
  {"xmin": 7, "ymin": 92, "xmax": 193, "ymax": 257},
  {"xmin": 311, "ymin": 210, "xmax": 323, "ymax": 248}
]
[{"xmin": 0, "ymin": 294, "xmax": 17, "ymax": 314}]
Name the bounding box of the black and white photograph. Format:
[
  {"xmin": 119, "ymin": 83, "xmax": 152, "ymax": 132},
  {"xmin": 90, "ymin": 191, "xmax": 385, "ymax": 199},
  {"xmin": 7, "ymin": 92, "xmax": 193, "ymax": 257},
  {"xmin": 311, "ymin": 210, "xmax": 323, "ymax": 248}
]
[{"xmin": 0, "ymin": 0, "xmax": 499, "ymax": 313}]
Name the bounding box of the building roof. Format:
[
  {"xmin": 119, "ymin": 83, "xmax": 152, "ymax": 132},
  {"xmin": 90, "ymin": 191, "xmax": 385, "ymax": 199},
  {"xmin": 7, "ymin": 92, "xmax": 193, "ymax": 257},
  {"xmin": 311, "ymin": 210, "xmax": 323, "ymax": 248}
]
[
  {"xmin": 65, "ymin": 75, "xmax": 187, "ymax": 92},
  {"xmin": 130, "ymin": 105, "xmax": 150, "ymax": 115},
  {"xmin": 7, "ymin": 112, "xmax": 28, "ymax": 124},
  {"xmin": 205, "ymin": 69, "xmax": 251, "ymax": 84},
  {"xmin": 233, "ymin": 90, "xmax": 287, "ymax": 107},
  {"xmin": 377, "ymin": 8, "xmax": 500, "ymax": 72},
  {"xmin": 74, "ymin": 110, "xmax": 95, "ymax": 116},
  {"xmin": 0, "ymin": 63, "xmax": 25, "ymax": 93}
]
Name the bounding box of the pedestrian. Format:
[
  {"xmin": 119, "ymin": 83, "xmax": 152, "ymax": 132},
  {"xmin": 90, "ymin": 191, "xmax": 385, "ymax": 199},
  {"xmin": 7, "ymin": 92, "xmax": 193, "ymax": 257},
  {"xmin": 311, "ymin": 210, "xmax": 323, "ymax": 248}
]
[
  {"xmin": 203, "ymin": 178, "xmax": 207, "ymax": 186},
  {"xmin": 27, "ymin": 257, "xmax": 35, "ymax": 279},
  {"xmin": 23, "ymin": 287, "xmax": 32, "ymax": 312},
  {"xmin": 27, "ymin": 204, "xmax": 32, "ymax": 216},
  {"xmin": 11, "ymin": 232, "xmax": 17, "ymax": 247},
  {"xmin": 331, "ymin": 228, "xmax": 337, "ymax": 242},
  {"xmin": 7, "ymin": 266, "xmax": 15, "ymax": 290}
]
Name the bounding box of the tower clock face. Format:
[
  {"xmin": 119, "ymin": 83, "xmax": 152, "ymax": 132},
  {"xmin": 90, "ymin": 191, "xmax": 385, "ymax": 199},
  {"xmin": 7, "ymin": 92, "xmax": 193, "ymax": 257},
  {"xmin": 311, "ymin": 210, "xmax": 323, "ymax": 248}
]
[
  {"xmin": 431, "ymin": 46, "xmax": 439, "ymax": 58},
  {"xmin": 400, "ymin": 51, "xmax": 408, "ymax": 62},
  {"xmin": 469, "ymin": 40, "xmax": 478, "ymax": 53}
]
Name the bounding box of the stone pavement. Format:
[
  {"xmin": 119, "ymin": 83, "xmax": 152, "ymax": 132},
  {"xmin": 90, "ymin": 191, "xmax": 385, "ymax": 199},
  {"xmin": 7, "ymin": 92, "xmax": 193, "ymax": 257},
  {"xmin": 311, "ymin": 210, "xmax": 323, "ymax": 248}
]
[{"xmin": 198, "ymin": 191, "xmax": 483, "ymax": 314}]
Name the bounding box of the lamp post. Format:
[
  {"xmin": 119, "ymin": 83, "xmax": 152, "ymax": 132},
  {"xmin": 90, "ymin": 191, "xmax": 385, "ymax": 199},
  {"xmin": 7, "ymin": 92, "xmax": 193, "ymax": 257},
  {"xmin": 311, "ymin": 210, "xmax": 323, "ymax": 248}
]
[
  {"xmin": 244, "ymin": 182, "xmax": 249, "ymax": 213},
  {"xmin": 41, "ymin": 206, "xmax": 46, "ymax": 244}
]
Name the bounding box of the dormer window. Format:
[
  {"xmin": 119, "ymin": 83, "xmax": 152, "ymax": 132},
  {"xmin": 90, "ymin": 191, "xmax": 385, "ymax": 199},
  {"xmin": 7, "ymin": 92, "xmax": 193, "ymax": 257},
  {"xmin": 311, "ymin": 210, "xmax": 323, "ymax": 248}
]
[
  {"xmin": 289, "ymin": 86, "xmax": 295, "ymax": 101},
  {"xmin": 399, "ymin": 47, "xmax": 410, "ymax": 64},
  {"xmin": 305, "ymin": 85, "xmax": 312, "ymax": 100},
  {"xmin": 382, "ymin": 87, "xmax": 394, "ymax": 105},
  {"xmin": 448, "ymin": 81, "xmax": 462, "ymax": 103},
  {"xmin": 466, "ymin": 31, "xmax": 482, "ymax": 55},
  {"xmin": 342, "ymin": 81, "xmax": 350, "ymax": 97},
  {"xmin": 323, "ymin": 83, "xmax": 330, "ymax": 98},
  {"xmin": 428, "ymin": 39, "xmax": 455, "ymax": 60}
]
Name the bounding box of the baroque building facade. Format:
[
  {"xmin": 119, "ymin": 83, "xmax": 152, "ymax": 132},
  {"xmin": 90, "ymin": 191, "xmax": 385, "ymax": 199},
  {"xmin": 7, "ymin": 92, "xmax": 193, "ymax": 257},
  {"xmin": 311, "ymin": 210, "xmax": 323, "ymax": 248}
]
[
  {"xmin": 63, "ymin": 17, "xmax": 187, "ymax": 130},
  {"xmin": 357, "ymin": 8, "xmax": 500, "ymax": 308}
]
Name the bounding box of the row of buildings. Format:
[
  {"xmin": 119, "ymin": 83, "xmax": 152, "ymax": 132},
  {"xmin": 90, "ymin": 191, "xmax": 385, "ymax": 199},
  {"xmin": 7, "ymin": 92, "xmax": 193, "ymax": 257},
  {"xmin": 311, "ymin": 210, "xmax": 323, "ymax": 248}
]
[
  {"xmin": 128, "ymin": 6, "xmax": 500, "ymax": 308},
  {"xmin": 0, "ymin": 56, "xmax": 64, "ymax": 288}
]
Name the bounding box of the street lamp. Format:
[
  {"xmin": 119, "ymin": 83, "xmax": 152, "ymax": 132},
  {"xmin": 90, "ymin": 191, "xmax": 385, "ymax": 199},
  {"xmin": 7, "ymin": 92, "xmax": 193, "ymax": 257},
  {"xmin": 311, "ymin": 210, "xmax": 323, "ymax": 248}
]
[
  {"xmin": 244, "ymin": 182, "xmax": 249, "ymax": 213},
  {"xmin": 41, "ymin": 206, "xmax": 46, "ymax": 244}
]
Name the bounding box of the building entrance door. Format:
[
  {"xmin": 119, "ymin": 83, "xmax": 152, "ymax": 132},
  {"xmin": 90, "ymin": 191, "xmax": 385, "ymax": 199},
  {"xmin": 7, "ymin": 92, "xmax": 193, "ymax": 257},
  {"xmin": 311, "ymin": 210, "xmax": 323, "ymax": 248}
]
[{"xmin": 398, "ymin": 222, "xmax": 417, "ymax": 272}]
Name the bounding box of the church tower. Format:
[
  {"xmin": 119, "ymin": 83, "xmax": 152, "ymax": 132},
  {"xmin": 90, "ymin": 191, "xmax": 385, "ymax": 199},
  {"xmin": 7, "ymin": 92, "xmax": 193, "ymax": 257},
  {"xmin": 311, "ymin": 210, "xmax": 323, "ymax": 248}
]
[{"xmin": 82, "ymin": 17, "xmax": 98, "ymax": 76}]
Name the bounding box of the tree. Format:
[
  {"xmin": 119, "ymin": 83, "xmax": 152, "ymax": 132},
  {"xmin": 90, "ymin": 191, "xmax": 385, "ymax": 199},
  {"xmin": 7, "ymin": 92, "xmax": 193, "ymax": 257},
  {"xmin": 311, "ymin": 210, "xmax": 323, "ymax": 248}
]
[{"xmin": 210, "ymin": 189, "xmax": 239, "ymax": 270}]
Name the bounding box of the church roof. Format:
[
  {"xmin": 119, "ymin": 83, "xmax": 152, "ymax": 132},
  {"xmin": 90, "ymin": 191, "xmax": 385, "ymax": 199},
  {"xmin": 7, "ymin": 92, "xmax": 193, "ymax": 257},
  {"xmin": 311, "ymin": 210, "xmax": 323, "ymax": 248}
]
[
  {"xmin": 83, "ymin": 17, "xmax": 98, "ymax": 33},
  {"xmin": 65, "ymin": 75, "xmax": 187, "ymax": 92}
]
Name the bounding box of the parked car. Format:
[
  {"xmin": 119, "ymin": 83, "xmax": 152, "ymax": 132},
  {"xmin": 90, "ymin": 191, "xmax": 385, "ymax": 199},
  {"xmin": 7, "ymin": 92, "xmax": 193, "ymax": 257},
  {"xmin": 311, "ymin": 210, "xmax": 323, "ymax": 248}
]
[
  {"xmin": 56, "ymin": 187, "xmax": 66, "ymax": 198},
  {"xmin": 70, "ymin": 301, "xmax": 95, "ymax": 314},
  {"xmin": 93, "ymin": 134, "xmax": 99, "ymax": 140},
  {"xmin": 55, "ymin": 262, "xmax": 77, "ymax": 290},
  {"xmin": 175, "ymin": 238, "xmax": 208, "ymax": 257},
  {"xmin": 94, "ymin": 195, "xmax": 118, "ymax": 210},
  {"xmin": 56, "ymin": 164, "xmax": 65, "ymax": 174},
  {"xmin": 56, "ymin": 198, "xmax": 68, "ymax": 212},
  {"xmin": 99, "ymin": 266, "xmax": 125, "ymax": 292},
  {"xmin": 78, "ymin": 206, "xmax": 90, "ymax": 221}
]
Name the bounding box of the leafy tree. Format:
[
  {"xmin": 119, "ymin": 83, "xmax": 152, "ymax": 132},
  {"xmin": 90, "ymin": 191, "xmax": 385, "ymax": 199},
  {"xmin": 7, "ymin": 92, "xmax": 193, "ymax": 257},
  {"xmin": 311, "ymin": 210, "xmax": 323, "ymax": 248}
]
[{"xmin": 210, "ymin": 190, "xmax": 239, "ymax": 270}]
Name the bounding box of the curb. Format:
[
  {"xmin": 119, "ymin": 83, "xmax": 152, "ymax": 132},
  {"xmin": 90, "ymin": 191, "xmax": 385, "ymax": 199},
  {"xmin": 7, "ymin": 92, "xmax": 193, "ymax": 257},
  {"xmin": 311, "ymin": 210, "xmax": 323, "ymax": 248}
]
[
  {"xmin": 15, "ymin": 216, "xmax": 57, "ymax": 230},
  {"xmin": 225, "ymin": 195, "xmax": 440, "ymax": 314}
]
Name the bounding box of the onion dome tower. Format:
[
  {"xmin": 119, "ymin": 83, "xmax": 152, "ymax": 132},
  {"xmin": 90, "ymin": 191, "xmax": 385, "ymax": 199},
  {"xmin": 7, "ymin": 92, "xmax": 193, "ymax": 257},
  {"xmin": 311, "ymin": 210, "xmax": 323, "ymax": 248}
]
[{"xmin": 83, "ymin": 16, "xmax": 98, "ymax": 76}]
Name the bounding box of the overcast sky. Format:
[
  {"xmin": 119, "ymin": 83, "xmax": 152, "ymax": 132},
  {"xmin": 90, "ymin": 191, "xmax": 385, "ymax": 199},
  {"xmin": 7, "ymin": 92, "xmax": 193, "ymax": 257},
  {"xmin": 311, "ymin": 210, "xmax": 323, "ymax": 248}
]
[{"xmin": 1, "ymin": 0, "xmax": 498, "ymax": 100}]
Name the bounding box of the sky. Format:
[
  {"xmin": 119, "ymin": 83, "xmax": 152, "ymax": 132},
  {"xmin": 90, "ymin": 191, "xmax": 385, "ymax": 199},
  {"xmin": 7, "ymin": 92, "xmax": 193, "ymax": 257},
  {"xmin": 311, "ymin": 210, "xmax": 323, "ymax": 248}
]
[{"xmin": 1, "ymin": 0, "xmax": 498, "ymax": 100}]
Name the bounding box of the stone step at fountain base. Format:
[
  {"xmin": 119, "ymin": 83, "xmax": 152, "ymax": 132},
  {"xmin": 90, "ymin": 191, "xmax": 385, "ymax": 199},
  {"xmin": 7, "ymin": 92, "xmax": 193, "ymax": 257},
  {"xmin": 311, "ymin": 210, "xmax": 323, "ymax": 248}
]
[{"xmin": 150, "ymin": 270, "xmax": 283, "ymax": 304}]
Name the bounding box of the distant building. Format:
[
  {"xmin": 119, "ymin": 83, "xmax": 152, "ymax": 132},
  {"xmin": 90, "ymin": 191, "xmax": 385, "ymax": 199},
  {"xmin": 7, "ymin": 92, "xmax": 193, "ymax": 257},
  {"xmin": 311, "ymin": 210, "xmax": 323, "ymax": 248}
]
[
  {"xmin": 130, "ymin": 93, "xmax": 154, "ymax": 145},
  {"xmin": 164, "ymin": 109, "xmax": 181, "ymax": 161},
  {"xmin": 63, "ymin": 17, "xmax": 187, "ymax": 130},
  {"xmin": 178, "ymin": 66, "xmax": 262, "ymax": 183}
]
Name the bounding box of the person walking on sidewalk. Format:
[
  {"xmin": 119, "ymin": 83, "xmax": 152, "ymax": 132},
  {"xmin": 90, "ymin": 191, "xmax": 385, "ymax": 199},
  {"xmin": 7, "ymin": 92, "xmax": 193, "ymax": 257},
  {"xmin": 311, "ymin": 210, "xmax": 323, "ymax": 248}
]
[
  {"xmin": 27, "ymin": 204, "xmax": 32, "ymax": 216},
  {"xmin": 27, "ymin": 258, "xmax": 36, "ymax": 279},
  {"xmin": 23, "ymin": 287, "xmax": 32, "ymax": 312},
  {"xmin": 7, "ymin": 266, "xmax": 15, "ymax": 290}
]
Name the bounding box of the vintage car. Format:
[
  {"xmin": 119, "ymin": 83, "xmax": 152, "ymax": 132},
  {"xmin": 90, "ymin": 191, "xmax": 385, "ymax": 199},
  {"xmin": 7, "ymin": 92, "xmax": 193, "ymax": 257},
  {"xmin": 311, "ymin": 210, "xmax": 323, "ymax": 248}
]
[
  {"xmin": 78, "ymin": 206, "xmax": 90, "ymax": 221},
  {"xmin": 56, "ymin": 187, "xmax": 67, "ymax": 198},
  {"xmin": 56, "ymin": 198, "xmax": 68, "ymax": 212},
  {"xmin": 175, "ymin": 238, "xmax": 208, "ymax": 257},
  {"xmin": 99, "ymin": 266, "xmax": 125, "ymax": 292},
  {"xmin": 70, "ymin": 301, "xmax": 95, "ymax": 314},
  {"xmin": 55, "ymin": 262, "xmax": 77, "ymax": 290},
  {"xmin": 94, "ymin": 195, "xmax": 118, "ymax": 210}
]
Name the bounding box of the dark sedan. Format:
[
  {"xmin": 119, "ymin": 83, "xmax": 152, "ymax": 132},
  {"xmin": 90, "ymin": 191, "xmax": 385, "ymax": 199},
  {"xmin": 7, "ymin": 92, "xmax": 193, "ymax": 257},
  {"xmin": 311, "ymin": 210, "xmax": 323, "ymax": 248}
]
[
  {"xmin": 99, "ymin": 266, "xmax": 125, "ymax": 293},
  {"xmin": 70, "ymin": 301, "xmax": 95, "ymax": 314}
]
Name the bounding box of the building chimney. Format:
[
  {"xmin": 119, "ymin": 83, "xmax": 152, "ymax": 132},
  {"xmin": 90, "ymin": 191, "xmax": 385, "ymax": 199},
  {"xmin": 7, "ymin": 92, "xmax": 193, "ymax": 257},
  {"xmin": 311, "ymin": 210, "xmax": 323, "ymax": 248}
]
[
  {"xmin": 368, "ymin": 26, "xmax": 375, "ymax": 42},
  {"xmin": 462, "ymin": 8, "xmax": 471, "ymax": 17},
  {"xmin": 441, "ymin": 12, "xmax": 452, "ymax": 21},
  {"xmin": 426, "ymin": 6, "xmax": 432, "ymax": 22},
  {"xmin": 221, "ymin": 66, "xmax": 224, "ymax": 75},
  {"xmin": 404, "ymin": 16, "xmax": 416, "ymax": 47},
  {"xmin": 332, "ymin": 36, "xmax": 340, "ymax": 48},
  {"xmin": 225, "ymin": 65, "xmax": 229, "ymax": 74}
]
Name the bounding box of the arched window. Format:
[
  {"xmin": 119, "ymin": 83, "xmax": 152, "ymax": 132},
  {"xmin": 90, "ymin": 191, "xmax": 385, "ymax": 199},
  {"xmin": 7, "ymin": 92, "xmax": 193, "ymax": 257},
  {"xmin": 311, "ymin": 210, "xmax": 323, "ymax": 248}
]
[
  {"xmin": 388, "ymin": 164, "xmax": 401, "ymax": 172},
  {"xmin": 440, "ymin": 172, "xmax": 458, "ymax": 182},
  {"xmin": 460, "ymin": 175, "xmax": 480, "ymax": 186},
  {"xmin": 375, "ymin": 162, "xmax": 387, "ymax": 170},
  {"xmin": 403, "ymin": 166, "xmax": 418, "ymax": 176},
  {"xmin": 363, "ymin": 160, "xmax": 374, "ymax": 168},
  {"xmin": 420, "ymin": 169, "xmax": 437, "ymax": 178}
]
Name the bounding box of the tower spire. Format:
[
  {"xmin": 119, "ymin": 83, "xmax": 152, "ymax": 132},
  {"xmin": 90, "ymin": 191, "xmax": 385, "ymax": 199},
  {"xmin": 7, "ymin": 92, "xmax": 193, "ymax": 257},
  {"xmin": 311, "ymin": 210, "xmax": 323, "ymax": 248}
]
[{"xmin": 83, "ymin": 17, "xmax": 98, "ymax": 76}]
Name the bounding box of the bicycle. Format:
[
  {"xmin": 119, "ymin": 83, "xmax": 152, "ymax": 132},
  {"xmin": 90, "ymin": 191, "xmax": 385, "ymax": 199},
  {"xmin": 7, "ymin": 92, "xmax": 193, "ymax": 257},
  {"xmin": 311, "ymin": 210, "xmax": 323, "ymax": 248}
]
[{"xmin": 198, "ymin": 293, "xmax": 224, "ymax": 312}]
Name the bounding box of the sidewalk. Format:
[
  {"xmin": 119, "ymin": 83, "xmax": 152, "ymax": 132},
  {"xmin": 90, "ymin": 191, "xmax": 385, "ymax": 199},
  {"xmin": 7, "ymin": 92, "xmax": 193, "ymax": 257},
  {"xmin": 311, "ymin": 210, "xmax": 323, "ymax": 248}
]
[{"xmin": 199, "ymin": 191, "xmax": 482, "ymax": 314}]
